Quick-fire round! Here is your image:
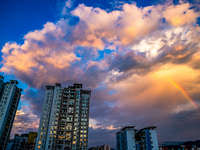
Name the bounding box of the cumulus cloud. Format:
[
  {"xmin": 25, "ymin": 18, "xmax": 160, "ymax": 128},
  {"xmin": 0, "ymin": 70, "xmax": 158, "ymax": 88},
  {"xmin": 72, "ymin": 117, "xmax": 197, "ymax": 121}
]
[
  {"xmin": 71, "ymin": 3, "xmax": 163, "ymax": 48},
  {"xmin": 1, "ymin": 2, "xmax": 199, "ymax": 88},
  {"xmin": 163, "ymin": 2, "xmax": 200, "ymax": 26},
  {"xmin": 0, "ymin": 22, "xmax": 81, "ymax": 88}
]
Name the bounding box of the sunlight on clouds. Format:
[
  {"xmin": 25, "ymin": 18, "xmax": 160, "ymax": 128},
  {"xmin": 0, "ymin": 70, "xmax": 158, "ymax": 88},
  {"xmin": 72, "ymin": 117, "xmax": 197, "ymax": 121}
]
[
  {"xmin": 89, "ymin": 118, "xmax": 120, "ymax": 130},
  {"xmin": 132, "ymin": 25, "xmax": 198, "ymax": 60},
  {"xmin": 163, "ymin": 2, "xmax": 200, "ymax": 26},
  {"xmin": 105, "ymin": 69, "xmax": 123, "ymax": 83},
  {"xmin": 89, "ymin": 118, "xmax": 98, "ymax": 129},
  {"xmin": 108, "ymin": 64, "xmax": 200, "ymax": 114},
  {"xmin": 24, "ymin": 22, "xmax": 65, "ymax": 42},
  {"xmin": 16, "ymin": 109, "xmax": 26, "ymax": 115},
  {"xmin": 132, "ymin": 37, "xmax": 164, "ymax": 58},
  {"xmin": 45, "ymin": 52, "xmax": 80, "ymax": 69}
]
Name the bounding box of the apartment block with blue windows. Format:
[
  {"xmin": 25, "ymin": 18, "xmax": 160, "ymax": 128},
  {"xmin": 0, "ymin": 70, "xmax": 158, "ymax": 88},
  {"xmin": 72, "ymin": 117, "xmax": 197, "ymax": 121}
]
[{"xmin": 116, "ymin": 126, "xmax": 158, "ymax": 150}]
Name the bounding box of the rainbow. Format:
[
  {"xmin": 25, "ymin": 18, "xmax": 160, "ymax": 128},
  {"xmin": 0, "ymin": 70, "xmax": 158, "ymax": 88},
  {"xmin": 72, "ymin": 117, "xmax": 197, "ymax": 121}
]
[{"xmin": 168, "ymin": 79, "xmax": 199, "ymax": 109}]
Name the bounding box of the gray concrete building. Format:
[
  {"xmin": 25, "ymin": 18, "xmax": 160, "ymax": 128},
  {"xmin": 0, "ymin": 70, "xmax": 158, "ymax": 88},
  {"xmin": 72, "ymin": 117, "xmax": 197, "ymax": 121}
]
[
  {"xmin": 35, "ymin": 83, "xmax": 91, "ymax": 150},
  {"xmin": 0, "ymin": 75, "xmax": 23, "ymax": 150}
]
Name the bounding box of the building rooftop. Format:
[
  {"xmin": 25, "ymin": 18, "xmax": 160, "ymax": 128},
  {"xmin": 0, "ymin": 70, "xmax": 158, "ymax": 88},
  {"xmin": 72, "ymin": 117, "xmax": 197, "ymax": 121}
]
[
  {"xmin": 10, "ymin": 80, "xmax": 19, "ymax": 84},
  {"xmin": 74, "ymin": 83, "xmax": 82, "ymax": 88},
  {"xmin": 46, "ymin": 85, "xmax": 55, "ymax": 89},
  {"xmin": 55, "ymin": 83, "xmax": 61, "ymax": 87},
  {"xmin": 121, "ymin": 126, "xmax": 135, "ymax": 131},
  {"xmin": 140, "ymin": 126, "xmax": 157, "ymax": 131},
  {"xmin": 82, "ymin": 90, "xmax": 91, "ymax": 94},
  {"xmin": 0, "ymin": 75, "xmax": 4, "ymax": 80}
]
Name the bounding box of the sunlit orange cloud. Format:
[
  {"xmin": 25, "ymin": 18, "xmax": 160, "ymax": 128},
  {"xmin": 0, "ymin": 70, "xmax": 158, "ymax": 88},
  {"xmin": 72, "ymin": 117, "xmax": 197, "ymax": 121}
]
[
  {"xmin": 163, "ymin": 2, "xmax": 200, "ymax": 26},
  {"xmin": 72, "ymin": 3, "xmax": 163, "ymax": 47},
  {"xmin": 24, "ymin": 22, "xmax": 65, "ymax": 42},
  {"xmin": 106, "ymin": 64, "xmax": 200, "ymax": 114},
  {"xmin": 0, "ymin": 1, "xmax": 200, "ymax": 91},
  {"xmin": 168, "ymin": 79, "xmax": 199, "ymax": 109}
]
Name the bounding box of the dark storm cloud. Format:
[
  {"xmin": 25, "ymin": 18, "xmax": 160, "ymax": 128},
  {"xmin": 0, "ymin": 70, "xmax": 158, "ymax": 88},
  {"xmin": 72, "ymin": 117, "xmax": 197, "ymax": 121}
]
[{"xmin": 157, "ymin": 109, "xmax": 200, "ymax": 142}]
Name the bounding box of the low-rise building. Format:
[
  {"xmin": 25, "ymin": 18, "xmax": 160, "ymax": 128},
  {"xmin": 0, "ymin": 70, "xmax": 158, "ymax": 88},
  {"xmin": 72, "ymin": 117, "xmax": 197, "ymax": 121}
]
[
  {"xmin": 6, "ymin": 132, "xmax": 37, "ymax": 150},
  {"xmin": 89, "ymin": 145, "xmax": 110, "ymax": 150},
  {"xmin": 11, "ymin": 134, "xmax": 29, "ymax": 150},
  {"xmin": 116, "ymin": 126, "xmax": 159, "ymax": 150}
]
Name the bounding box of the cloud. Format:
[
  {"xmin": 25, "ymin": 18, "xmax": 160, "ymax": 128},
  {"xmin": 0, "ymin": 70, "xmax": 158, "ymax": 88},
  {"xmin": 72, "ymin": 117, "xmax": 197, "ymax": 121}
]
[
  {"xmin": 1, "ymin": 2, "xmax": 199, "ymax": 89},
  {"xmin": 0, "ymin": 21, "xmax": 81, "ymax": 88},
  {"xmin": 71, "ymin": 3, "xmax": 163, "ymax": 48},
  {"xmin": 163, "ymin": 2, "xmax": 200, "ymax": 26},
  {"xmin": 11, "ymin": 107, "xmax": 39, "ymax": 137},
  {"xmin": 88, "ymin": 127, "xmax": 118, "ymax": 148},
  {"xmin": 62, "ymin": 0, "xmax": 75, "ymax": 15}
]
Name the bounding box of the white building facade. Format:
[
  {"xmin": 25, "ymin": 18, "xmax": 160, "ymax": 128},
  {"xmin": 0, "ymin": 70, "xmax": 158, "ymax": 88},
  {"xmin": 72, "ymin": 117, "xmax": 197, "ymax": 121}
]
[
  {"xmin": 35, "ymin": 83, "xmax": 91, "ymax": 150},
  {"xmin": 0, "ymin": 76, "xmax": 22, "ymax": 150}
]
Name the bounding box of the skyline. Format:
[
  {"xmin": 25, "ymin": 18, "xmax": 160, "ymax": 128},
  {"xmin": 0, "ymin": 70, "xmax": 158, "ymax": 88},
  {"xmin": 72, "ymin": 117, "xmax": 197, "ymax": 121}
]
[{"xmin": 0, "ymin": 0, "xmax": 200, "ymax": 148}]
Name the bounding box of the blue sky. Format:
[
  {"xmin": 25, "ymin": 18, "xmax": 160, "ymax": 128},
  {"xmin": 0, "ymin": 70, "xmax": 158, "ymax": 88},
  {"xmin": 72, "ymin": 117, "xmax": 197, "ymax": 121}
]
[{"xmin": 1, "ymin": 0, "xmax": 200, "ymax": 148}]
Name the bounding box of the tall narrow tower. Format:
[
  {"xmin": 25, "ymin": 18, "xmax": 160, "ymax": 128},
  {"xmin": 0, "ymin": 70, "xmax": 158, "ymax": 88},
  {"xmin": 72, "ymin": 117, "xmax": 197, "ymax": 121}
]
[
  {"xmin": 35, "ymin": 83, "xmax": 91, "ymax": 150},
  {"xmin": 0, "ymin": 76, "xmax": 23, "ymax": 150}
]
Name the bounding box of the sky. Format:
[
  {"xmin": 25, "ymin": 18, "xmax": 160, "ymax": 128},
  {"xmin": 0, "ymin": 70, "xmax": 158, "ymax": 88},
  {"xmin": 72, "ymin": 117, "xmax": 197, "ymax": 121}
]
[{"xmin": 0, "ymin": 0, "xmax": 200, "ymax": 148}]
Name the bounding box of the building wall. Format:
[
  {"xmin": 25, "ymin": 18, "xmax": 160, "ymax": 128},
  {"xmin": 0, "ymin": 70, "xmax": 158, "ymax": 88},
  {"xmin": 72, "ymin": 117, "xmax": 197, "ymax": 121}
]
[
  {"xmin": 126, "ymin": 128, "xmax": 135, "ymax": 150},
  {"xmin": 149, "ymin": 129, "xmax": 158, "ymax": 150},
  {"xmin": 0, "ymin": 76, "xmax": 4, "ymax": 95},
  {"xmin": 28, "ymin": 132, "xmax": 37, "ymax": 144},
  {"xmin": 116, "ymin": 127, "xmax": 136, "ymax": 150},
  {"xmin": 0, "ymin": 78, "xmax": 22, "ymax": 150},
  {"xmin": 11, "ymin": 134, "xmax": 29, "ymax": 150},
  {"xmin": 6, "ymin": 132, "xmax": 37, "ymax": 150},
  {"xmin": 144, "ymin": 130, "xmax": 152, "ymax": 150},
  {"xmin": 116, "ymin": 126, "xmax": 158, "ymax": 150},
  {"xmin": 35, "ymin": 83, "xmax": 91, "ymax": 150},
  {"xmin": 116, "ymin": 132, "xmax": 122, "ymax": 150}
]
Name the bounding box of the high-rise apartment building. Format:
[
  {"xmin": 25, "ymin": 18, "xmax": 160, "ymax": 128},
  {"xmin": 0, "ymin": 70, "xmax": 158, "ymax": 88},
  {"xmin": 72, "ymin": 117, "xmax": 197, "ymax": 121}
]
[
  {"xmin": 0, "ymin": 75, "xmax": 23, "ymax": 150},
  {"xmin": 116, "ymin": 126, "xmax": 159, "ymax": 150},
  {"xmin": 35, "ymin": 83, "xmax": 91, "ymax": 150}
]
